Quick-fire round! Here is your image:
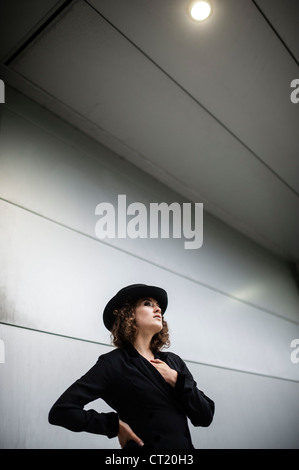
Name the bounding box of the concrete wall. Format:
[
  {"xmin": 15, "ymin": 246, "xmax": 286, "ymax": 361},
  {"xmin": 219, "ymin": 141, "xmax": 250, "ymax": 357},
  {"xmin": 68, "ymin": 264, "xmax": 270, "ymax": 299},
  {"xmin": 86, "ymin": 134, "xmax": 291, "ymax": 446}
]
[{"xmin": 1, "ymin": 86, "xmax": 299, "ymax": 449}]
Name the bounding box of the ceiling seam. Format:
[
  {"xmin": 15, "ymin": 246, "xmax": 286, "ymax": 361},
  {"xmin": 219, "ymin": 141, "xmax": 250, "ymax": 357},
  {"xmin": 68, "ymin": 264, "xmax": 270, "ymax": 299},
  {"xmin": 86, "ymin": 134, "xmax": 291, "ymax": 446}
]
[
  {"xmin": 2, "ymin": 0, "xmax": 298, "ymax": 198},
  {"xmin": 83, "ymin": 0, "xmax": 299, "ymax": 199},
  {"xmin": 4, "ymin": 0, "xmax": 76, "ymax": 66},
  {"xmin": 252, "ymin": 0, "xmax": 299, "ymax": 67}
]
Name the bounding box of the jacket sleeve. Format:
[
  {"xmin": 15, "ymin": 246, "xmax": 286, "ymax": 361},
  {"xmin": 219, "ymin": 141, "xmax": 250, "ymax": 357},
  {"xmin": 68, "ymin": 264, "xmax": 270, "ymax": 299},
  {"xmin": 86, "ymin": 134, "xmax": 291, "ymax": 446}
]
[
  {"xmin": 48, "ymin": 357, "xmax": 119, "ymax": 438},
  {"xmin": 170, "ymin": 354, "xmax": 215, "ymax": 427}
]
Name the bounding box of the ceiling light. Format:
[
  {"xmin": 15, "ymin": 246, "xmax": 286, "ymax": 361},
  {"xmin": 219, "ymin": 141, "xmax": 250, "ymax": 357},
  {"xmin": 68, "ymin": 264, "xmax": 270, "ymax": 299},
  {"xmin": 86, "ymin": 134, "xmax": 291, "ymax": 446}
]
[{"xmin": 189, "ymin": 1, "xmax": 212, "ymax": 21}]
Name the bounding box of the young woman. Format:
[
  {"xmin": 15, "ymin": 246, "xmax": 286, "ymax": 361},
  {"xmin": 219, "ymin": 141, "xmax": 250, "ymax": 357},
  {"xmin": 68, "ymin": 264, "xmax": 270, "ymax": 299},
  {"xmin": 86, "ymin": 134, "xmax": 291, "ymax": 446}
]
[{"xmin": 48, "ymin": 284, "xmax": 215, "ymax": 449}]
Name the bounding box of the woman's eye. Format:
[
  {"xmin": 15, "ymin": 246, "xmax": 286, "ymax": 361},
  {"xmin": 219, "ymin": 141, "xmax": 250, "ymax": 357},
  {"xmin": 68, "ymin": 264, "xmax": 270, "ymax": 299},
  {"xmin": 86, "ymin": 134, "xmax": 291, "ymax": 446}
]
[{"xmin": 143, "ymin": 300, "xmax": 160, "ymax": 309}]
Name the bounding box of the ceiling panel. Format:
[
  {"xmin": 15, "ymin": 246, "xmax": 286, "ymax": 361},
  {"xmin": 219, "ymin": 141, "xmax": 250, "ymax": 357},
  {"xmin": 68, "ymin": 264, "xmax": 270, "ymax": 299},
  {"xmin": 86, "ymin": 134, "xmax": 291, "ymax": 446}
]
[
  {"xmin": 87, "ymin": 0, "xmax": 299, "ymax": 195},
  {"xmin": 1, "ymin": 0, "xmax": 299, "ymax": 261},
  {"xmin": 0, "ymin": 0, "xmax": 68, "ymax": 62},
  {"xmin": 256, "ymin": 0, "xmax": 299, "ymax": 62}
]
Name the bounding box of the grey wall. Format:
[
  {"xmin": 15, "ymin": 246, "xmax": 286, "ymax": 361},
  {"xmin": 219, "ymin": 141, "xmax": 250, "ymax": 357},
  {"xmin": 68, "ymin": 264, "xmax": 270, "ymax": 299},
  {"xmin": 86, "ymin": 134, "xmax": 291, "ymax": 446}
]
[{"xmin": 0, "ymin": 86, "xmax": 299, "ymax": 449}]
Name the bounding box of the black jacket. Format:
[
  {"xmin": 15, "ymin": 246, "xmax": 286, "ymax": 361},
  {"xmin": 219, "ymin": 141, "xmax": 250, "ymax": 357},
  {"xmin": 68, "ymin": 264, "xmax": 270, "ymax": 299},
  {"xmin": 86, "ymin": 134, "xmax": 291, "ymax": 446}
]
[{"xmin": 48, "ymin": 343, "xmax": 215, "ymax": 449}]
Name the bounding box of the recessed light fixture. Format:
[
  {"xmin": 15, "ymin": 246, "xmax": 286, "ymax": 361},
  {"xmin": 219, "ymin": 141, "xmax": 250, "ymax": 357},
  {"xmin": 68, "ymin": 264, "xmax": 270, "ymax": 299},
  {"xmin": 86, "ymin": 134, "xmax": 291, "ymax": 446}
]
[{"xmin": 189, "ymin": 1, "xmax": 212, "ymax": 21}]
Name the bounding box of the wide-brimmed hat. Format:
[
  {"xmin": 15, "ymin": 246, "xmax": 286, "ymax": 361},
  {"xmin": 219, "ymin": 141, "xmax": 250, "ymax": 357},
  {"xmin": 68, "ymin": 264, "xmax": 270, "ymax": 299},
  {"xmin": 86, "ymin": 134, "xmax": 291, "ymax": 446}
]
[{"xmin": 103, "ymin": 284, "xmax": 168, "ymax": 331}]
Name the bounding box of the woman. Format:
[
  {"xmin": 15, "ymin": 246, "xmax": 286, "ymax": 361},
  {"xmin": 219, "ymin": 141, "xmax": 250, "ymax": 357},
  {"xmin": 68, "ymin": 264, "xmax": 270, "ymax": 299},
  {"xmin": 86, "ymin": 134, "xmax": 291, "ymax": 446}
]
[{"xmin": 48, "ymin": 284, "xmax": 215, "ymax": 449}]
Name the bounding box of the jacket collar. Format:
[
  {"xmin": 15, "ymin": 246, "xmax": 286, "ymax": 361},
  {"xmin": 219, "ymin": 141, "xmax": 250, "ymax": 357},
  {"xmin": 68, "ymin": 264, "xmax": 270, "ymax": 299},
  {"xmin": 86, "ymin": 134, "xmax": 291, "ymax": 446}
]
[
  {"xmin": 122, "ymin": 342, "xmax": 174, "ymax": 399},
  {"xmin": 122, "ymin": 341, "xmax": 140, "ymax": 358},
  {"xmin": 122, "ymin": 341, "xmax": 167, "ymax": 360}
]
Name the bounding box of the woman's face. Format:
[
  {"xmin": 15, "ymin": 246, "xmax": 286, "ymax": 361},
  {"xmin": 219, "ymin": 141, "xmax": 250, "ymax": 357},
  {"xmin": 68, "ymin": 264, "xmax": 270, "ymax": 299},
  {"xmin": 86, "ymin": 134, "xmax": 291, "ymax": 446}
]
[{"xmin": 134, "ymin": 297, "xmax": 163, "ymax": 335}]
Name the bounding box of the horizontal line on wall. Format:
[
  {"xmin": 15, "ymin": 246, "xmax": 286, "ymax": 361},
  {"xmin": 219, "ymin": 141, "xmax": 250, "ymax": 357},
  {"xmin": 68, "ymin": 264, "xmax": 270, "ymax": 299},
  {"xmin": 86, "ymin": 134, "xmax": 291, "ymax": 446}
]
[
  {"xmin": 1, "ymin": 197, "xmax": 299, "ymax": 328},
  {"xmin": 0, "ymin": 321, "xmax": 109, "ymax": 347},
  {"xmin": 1, "ymin": 321, "xmax": 299, "ymax": 384}
]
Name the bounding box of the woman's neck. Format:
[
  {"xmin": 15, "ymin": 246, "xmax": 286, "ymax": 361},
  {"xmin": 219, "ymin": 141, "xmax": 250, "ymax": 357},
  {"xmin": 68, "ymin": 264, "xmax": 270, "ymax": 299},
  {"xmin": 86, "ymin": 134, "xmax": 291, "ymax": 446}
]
[{"xmin": 133, "ymin": 336, "xmax": 154, "ymax": 361}]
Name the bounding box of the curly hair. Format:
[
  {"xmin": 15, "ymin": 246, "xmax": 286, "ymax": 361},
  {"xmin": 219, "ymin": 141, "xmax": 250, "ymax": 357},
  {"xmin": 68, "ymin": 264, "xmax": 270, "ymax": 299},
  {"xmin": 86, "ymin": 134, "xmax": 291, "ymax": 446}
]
[{"xmin": 110, "ymin": 298, "xmax": 170, "ymax": 354}]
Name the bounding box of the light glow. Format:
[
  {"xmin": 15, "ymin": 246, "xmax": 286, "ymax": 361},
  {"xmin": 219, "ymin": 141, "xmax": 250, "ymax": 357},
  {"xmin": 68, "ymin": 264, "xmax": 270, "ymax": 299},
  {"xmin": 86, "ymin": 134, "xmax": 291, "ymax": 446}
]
[{"xmin": 190, "ymin": 1, "xmax": 212, "ymax": 21}]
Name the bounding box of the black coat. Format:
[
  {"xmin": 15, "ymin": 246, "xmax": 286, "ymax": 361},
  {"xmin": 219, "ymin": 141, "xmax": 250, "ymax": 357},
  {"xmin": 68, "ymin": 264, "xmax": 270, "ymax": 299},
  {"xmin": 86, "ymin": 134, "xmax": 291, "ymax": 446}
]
[{"xmin": 48, "ymin": 343, "xmax": 215, "ymax": 449}]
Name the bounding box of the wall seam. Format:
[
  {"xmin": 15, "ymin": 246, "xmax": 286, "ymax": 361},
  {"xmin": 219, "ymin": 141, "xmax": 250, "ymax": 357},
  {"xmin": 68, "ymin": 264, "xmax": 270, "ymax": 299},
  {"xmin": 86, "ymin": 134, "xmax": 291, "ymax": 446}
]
[
  {"xmin": 1, "ymin": 321, "xmax": 298, "ymax": 384},
  {"xmin": 1, "ymin": 196, "xmax": 298, "ymax": 327}
]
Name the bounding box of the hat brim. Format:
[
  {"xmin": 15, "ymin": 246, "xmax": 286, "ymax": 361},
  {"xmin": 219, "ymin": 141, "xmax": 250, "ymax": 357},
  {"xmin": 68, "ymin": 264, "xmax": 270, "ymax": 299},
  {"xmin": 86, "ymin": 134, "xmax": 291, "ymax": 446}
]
[{"xmin": 103, "ymin": 284, "xmax": 168, "ymax": 331}]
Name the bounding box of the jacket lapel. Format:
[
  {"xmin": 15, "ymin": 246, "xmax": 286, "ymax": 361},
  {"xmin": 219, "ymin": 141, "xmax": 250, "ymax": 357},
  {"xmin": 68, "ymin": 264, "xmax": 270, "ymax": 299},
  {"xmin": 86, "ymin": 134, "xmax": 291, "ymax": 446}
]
[{"xmin": 123, "ymin": 343, "xmax": 173, "ymax": 399}]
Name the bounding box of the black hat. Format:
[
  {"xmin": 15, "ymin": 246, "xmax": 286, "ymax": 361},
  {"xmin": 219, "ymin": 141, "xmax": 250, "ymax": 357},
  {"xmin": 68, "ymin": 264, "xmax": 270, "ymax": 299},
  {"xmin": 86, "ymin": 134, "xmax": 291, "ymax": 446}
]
[{"xmin": 103, "ymin": 284, "xmax": 168, "ymax": 331}]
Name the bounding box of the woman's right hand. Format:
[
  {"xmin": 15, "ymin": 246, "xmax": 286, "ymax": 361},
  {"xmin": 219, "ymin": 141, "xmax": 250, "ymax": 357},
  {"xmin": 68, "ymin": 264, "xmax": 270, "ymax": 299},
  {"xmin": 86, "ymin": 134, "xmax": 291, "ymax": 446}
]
[{"xmin": 117, "ymin": 419, "xmax": 144, "ymax": 448}]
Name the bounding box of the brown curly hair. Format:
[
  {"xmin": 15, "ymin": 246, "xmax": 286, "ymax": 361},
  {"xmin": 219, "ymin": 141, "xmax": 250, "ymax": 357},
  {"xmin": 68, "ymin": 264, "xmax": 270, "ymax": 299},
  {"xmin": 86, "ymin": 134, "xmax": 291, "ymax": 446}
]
[{"xmin": 110, "ymin": 298, "xmax": 170, "ymax": 354}]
